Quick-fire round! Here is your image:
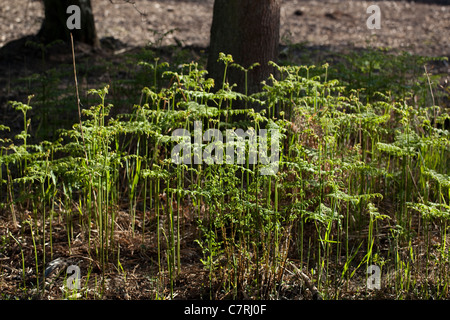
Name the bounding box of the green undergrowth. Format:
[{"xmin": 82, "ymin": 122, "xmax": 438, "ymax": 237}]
[{"xmin": 1, "ymin": 46, "xmax": 449, "ymax": 299}]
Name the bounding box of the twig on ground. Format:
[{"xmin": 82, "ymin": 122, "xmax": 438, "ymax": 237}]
[
  {"xmin": 288, "ymin": 260, "xmax": 322, "ymax": 300},
  {"xmin": 108, "ymin": 0, "xmax": 148, "ymax": 17}
]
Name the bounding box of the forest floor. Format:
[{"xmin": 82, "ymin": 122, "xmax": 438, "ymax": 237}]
[
  {"xmin": 1, "ymin": 0, "xmax": 449, "ymax": 57},
  {"xmin": 0, "ymin": 0, "xmax": 449, "ymax": 300},
  {"xmin": 0, "ymin": 0, "xmax": 449, "ymax": 135}
]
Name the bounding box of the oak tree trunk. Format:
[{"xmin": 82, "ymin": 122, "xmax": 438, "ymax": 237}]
[
  {"xmin": 38, "ymin": 0, "xmax": 99, "ymax": 47},
  {"xmin": 207, "ymin": 0, "xmax": 280, "ymax": 99}
]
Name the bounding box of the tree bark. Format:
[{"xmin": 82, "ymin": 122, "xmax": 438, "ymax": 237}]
[
  {"xmin": 207, "ymin": 0, "xmax": 280, "ymax": 97},
  {"xmin": 38, "ymin": 0, "xmax": 99, "ymax": 47}
]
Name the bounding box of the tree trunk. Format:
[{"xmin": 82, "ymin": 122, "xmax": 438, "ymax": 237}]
[
  {"xmin": 38, "ymin": 0, "xmax": 99, "ymax": 47},
  {"xmin": 207, "ymin": 0, "xmax": 280, "ymax": 98}
]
